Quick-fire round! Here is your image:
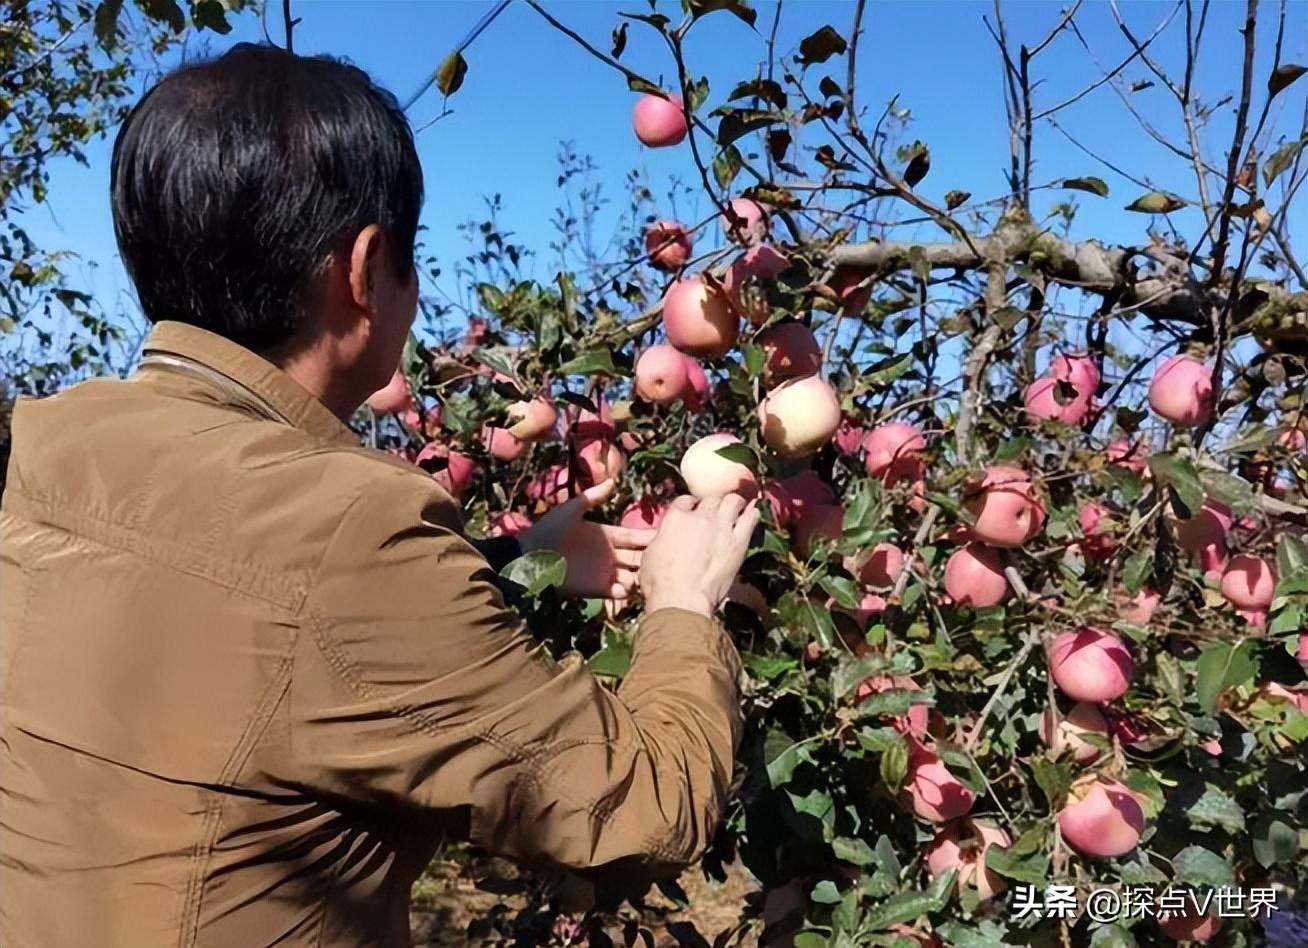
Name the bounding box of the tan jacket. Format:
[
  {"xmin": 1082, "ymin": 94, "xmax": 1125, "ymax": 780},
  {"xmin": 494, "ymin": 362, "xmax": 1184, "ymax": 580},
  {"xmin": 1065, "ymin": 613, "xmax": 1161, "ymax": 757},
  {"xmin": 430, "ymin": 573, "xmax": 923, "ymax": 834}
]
[{"xmin": 0, "ymin": 321, "xmax": 743, "ymax": 948}]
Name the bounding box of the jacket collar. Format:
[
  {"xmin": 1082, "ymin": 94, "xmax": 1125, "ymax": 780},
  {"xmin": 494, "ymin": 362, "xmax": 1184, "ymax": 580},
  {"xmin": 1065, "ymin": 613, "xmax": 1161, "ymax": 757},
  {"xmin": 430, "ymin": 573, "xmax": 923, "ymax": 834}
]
[{"xmin": 139, "ymin": 321, "xmax": 361, "ymax": 448}]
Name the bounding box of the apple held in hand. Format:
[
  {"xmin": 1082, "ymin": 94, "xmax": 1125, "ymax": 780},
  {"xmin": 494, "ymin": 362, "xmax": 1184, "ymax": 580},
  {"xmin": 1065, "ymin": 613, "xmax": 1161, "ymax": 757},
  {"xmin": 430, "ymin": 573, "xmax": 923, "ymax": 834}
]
[
  {"xmin": 1049, "ymin": 627, "xmax": 1133, "ymax": 703},
  {"xmin": 680, "ymin": 433, "xmax": 758, "ymax": 499},
  {"xmin": 758, "ymin": 375, "xmax": 842, "ymax": 458},
  {"xmin": 1058, "ymin": 775, "xmax": 1146, "ymax": 858},
  {"xmin": 619, "ymin": 495, "xmax": 669, "ymax": 530},
  {"xmin": 663, "ymin": 276, "xmax": 739, "ymax": 359},
  {"xmin": 632, "ymin": 93, "xmax": 687, "ymax": 147},
  {"xmin": 644, "ymin": 220, "xmax": 692, "ymax": 270},
  {"xmin": 1148, "ymin": 353, "xmax": 1214, "ymax": 426}
]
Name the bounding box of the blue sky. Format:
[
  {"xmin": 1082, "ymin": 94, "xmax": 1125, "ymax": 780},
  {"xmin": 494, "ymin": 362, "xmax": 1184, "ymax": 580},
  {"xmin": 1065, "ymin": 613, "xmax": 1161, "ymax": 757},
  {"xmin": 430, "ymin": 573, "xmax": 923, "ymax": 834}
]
[{"xmin": 19, "ymin": 0, "xmax": 1308, "ymax": 353}]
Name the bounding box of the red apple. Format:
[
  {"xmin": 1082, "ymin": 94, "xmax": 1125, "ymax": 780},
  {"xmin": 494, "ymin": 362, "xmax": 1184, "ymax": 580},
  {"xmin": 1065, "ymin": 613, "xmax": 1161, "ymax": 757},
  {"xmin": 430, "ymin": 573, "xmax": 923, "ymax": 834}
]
[
  {"xmin": 827, "ymin": 265, "xmax": 875, "ymax": 314},
  {"xmin": 759, "ymin": 375, "xmax": 842, "ymax": 458},
  {"xmin": 1040, "ymin": 702, "xmax": 1110, "ymax": 762},
  {"xmin": 834, "ymin": 416, "xmax": 866, "ymax": 457},
  {"xmin": 1120, "ymin": 587, "xmax": 1161, "ymax": 625},
  {"xmin": 859, "ymin": 543, "xmax": 905, "ymax": 589},
  {"xmin": 620, "ymin": 495, "xmax": 669, "ymax": 530},
  {"xmin": 763, "ymin": 471, "xmax": 837, "ymax": 527},
  {"xmin": 680, "ymin": 432, "xmax": 758, "ymax": 499},
  {"xmin": 925, "ymin": 820, "xmax": 1012, "ymax": 901},
  {"xmin": 1024, "ymin": 376, "xmax": 1092, "ymax": 425},
  {"xmin": 662, "ymin": 276, "xmax": 739, "ymax": 359},
  {"xmin": 1297, "ymin": 634, "xmax": 1308, "ymax": 670},
  {"xmin": 1106, "ymin": 437, "xmax": 1150, "ymax": 475},
  {"xmin": 736, "ymin": 243, "xmax": 788, "ymax": 281},
  {"xmin": 634, "ymin": 344, "xmax": 691, "ymax": 405},
  {"xmin": 1058, "ymin": 775, "xmax": 1145, "ymax": 859},
  {"xmin": 854, "ymin": 675, "xmax": 939, "ymax": 739},
  {"xmin": 1078, "ymin": 502, "xmax": 1117, "ymax": 560},
  {"xmin": 1050, "ymin": 353, "xmax": 1100, "ymax": 396},
  {"xmin": 417, "ymin": 443, "xmax": 478, "ymax": 498},
  {"xmin": 632, "ymin": 93, "xmax": 687, "ymax": 147},
  {"xmin": 793, "ymin": 503, "xmax": 845, "ymax": 556},
  {"xmin": 1148, "ymin": 353, "xmax": 1214, "ymax": 426},
  {"xmin": 962, "ymin": 466, "xmax": 1045, "ymax": 548},
  {"xmin": 720, "ymin": 197, "xmax": 769, "ymax": 246},
  {"xmin": 506, "ymin": 398, "xmax": 557, "ymax": 442},
  {"xmin": 577, "ymin": 439, "xmax": 625, "ymax": 485},
  {"xmin": 1049, "ymin": 627, "xmax": 1134, "ymax": 703},
  {"xmin": 1157, "ymin": 909, "xmax": 1223, "ymax": 944},
  {"xmin": 1220, "ymin": 554, "xmax": 1276, "ymax": 611},
  {"xmin": 863, "ymin": 422, "xmax": 927, "ymax": 484},
  {"xmin": 943, "ymin": 543, "xmax": 1009, "ymax": 608},
  {"xmin": 1173, "ymin": 499, "xmax": 1231, "ymax": 575},
  {"xmin": 644, "ymin": 220, "xmax": 693, "ymax": 270},
  {"xmin": 526, "ymin": 463, "xmax": 574, "ymax": 507},
  {"xmin": 681, "ymin": 355, "xmax": 710, "ymax": 410},
  {"xmin": 367, "ymin": 369, "xmax": 412, "ymax": 414},
  {"xmin": 903, "ymin": 749, "xmax": 976, "ymax": 823},
  {"xmin": 481, "ymin": 425, "xmax": 528, "ymax": 462},
  {"xmin": 756, "ymin": 320, "xmax": 822, "ymax": 382}
]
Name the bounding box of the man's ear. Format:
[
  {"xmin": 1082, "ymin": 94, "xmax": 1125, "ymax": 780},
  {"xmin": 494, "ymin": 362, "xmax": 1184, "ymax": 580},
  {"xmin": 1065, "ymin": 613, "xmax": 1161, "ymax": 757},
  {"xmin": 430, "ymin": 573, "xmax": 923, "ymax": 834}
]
[{"xmin": 347, "ymin": 224, "xmax": 385, "ymax": 312}]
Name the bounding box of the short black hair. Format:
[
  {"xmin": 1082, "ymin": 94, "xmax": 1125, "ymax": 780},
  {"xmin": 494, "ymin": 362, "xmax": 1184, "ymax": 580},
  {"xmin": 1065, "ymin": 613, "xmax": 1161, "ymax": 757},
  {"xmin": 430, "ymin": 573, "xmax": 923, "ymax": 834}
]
[{"xmin": 111, "ymin": 43, "xmax": 423, "ymax": 352}]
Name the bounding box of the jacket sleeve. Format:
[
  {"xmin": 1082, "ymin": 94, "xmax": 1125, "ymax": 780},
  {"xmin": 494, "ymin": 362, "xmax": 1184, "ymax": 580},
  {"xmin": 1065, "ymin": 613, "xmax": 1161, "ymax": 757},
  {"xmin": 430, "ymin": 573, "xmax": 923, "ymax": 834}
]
[{"xmin": 285, "ymin": 472, "xmax": 743, "ymax": 877}]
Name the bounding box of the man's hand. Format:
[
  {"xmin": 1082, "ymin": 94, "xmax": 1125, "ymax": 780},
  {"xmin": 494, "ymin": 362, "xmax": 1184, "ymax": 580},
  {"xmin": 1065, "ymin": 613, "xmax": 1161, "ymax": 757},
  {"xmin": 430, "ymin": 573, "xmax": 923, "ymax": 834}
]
[
  {"xmin": 519, "ymin": 479, "xmax": 655, "ymax": 600},
  {"xmin": 641, "ymin": 494, "xmax": 759, "ymax": 618}
]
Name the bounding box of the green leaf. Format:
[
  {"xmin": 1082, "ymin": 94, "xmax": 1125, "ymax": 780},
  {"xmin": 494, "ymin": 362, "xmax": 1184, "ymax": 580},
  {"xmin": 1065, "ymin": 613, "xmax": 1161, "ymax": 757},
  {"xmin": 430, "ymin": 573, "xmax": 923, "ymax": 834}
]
[
  {"xmin": 1089, "ymin": 925, "xmax": 1140, "ymax": 948},
  {"xmin": 1184, "ymin": 785, "xmax": 1246, "ymax": 834},
  {"xmin": 985, "ymin": 843, "xmax": 1049, "ymax": 885},
  {"xmin": 744, "ymin": 653, "xmax": 798, "ymax": 679},
  {"xmin": 1122, "ymin": 546, "xmax": 1153, "ymax": 596},
  {"xmin": 94, "ymin": 0, "xmax": 125, "ymax": 47},
  {"xmin": 995, "ymin": 436, "xmax": 1031, "ymax": 463},
  {"xmin": 1148, "ymin": 453, "xmax": 1204, "ymax": 515},
  {"xmin": 944, "ymin": 189, "xmax": 971, "ymax": 210},
  {"xmin": 470, "ymin": 346, "xmax": 517, "ymax": 379},
  {"xmin": 934, "ymin": 920, "xmax": 1010, "ymax": 948},
  {"xmin": 1063, "ymin": 176, "xmax": 1109, "ymax": 197},
  {"xmin": 626, "ymin": 74, "xmax": 664, "ymax": 96},
  {"xmin": 1125, "ymin": 191, "xmax": 1187, "ymax": 214},
  {"xmin": 767, "ymin": 740, "xmax": 814, "ymax": 788},
  {"xmin": 1264, "ymin": 133, "xmax": 1308, "ymax": 187},
  {"xmin": 862, "ymin": 870, "xmax": 955, "ymax": 931},
  {"xmin": 1031, "ymin": 758, "xmax": 1076, "ymax": 807},
  {"xmin": 1276, "ymin": 534, "xmax": 1308, "ymax": 580},
  {"xmin": 499, "ymin": 550, "xmax": 566, "ymax": 597},
  {"xmin": 797, "ymin": 26, "xmax": 848, "ymax": 65},
  {"xmin": 1268, "ymin": 64, "xmax": 1307, "ymax": 99},
  {"xmin": 1251, "ymin": 813, "xmax": 1298, "ymax": 867},
  {"xmin": 556, "ymin": 349, "xmax": 618, "ymax": 376},
  {"xmin": 729, "ymin": 78, "xmax": 787, "ymax": 109},
  {"xmin": 588, "ymin": 632, "xmax": 633, "ymax": 677},
  {"xmin": 879, "ymin": 733, "xmax": 909, "ymax": 792},
  {"xmin": 1173, "ymin": 845, "xmax": 1235, "ymax": 888},
  {"xmin": 717, "ymin": 108, "xmax": 784, "ymax": 146},
  {"xmin": 810, "ymin": 879, "xmax": 842, "ymax": 904},
  {"xmin": 1195, "ymin": 640, "xmax": 1259, "ymax": 714},
  {"xmin": 990, "ymin": 305, "xmax": 1025, "ymax": 331},
  {"xmin": 864, "ymin": 352, "xmax": 912, "ymax": 387},
  {"xmin": 832, "ymin": 836, "xmax": 877, "ymax": 867},
  {"xmin": 714, "ymin": 441, "xmax": 758, "ymax": 468},
  {"xmin": 435, "ymin": 50, "xmax": 468, "ymax": 97},
  {"xmin": 821, "ymin": 575, "xmax": 862, "ymax": 610},
  {"xmin": 687, "ymin": 0, "xmax": 758, "ymax": 27},
  {"xmin": 1269, "ymin": 602, "xmax": 1303, "ymax": 634},
  {"xmin": 192, "ymin": 0, "xmax": 231, "ymax": 32},
  {"xmin": 713, "ymin": 144, "xmax": 743, "ymax": 189},
  {"xmin": 1199, "ymin": 469, "xmax": 1256, "ymax": 514},
  {"xmin": 1273, "ymin": 571, "xmax": 1308, "ymax": 601}
]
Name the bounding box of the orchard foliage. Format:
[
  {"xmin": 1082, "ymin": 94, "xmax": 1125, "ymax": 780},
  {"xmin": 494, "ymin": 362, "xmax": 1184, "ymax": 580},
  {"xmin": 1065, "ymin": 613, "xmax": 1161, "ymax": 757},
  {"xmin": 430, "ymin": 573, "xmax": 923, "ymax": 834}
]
[{"xmin": 374, "ymin": 2, "xmax": 1308, "ymax": 944}]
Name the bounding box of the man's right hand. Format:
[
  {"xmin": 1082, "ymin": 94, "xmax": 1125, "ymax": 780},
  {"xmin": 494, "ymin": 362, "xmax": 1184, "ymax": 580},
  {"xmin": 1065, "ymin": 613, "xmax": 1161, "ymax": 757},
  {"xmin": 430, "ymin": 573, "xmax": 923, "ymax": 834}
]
[{"xmin": 640, "ymin": 495, "xmax": 759, "ymax": 617}]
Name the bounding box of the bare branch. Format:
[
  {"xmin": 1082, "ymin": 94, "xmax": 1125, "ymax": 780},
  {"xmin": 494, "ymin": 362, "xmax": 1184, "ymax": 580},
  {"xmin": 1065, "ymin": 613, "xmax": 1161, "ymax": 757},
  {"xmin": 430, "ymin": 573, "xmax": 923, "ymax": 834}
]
[{"xmin": 1205, "ymin": 0, "xmax": 1259, "ymax": 284}]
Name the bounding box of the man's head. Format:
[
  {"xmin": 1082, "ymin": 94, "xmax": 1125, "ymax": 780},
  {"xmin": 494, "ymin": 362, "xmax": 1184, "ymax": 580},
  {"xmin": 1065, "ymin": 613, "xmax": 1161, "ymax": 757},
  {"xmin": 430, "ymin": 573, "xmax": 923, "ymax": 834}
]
[{"xmin": 111, "ymin": 43, "xmax": 423, "ymax": 405}]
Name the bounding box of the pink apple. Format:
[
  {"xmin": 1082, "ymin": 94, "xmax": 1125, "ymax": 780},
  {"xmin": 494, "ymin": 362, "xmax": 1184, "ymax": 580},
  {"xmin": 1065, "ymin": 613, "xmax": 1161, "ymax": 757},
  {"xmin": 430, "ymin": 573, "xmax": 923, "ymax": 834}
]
[
  {"xmin": 902, "ymin": 750, "xmax": 976, "ymax": 823},
  {"xmin": 1157, "ymin": 910, "xmax": 1223, "ymax": 944},
  {"xmin": 401, "ymin": 404, "xmax": 442, "ymax": 436},
  {"xmin": 680, "ymin": 433, "xmax": 758, "ymax": 499},
  {"xmin": 632, "ymin": 93, "xmax": 687, "ymax": 147},
  {"xmin": 568, "ymin": 402, "xmax": 616, "ymax": 442},
  {"xmin": 506, "ymin": 398, "xmax": 557, "ymax": 442},
  {"xmin": 481, "ymin": 425, "xmax": 528, "ymax": 462},
  {"xmin": 793, "ymin": 503, "xmax": 845, "ymax": 556},
  {"xmin": 737, "ymin": 244, "xmax": 788, "ymax": 281},
  {"xmin": 1173, "ymin": 499, "xmax": 1232, "ymax": 574},
  {"xmin": 644, "ymin": 220, "xmax": 693, "ymax": 270},
  {"xmin": 1148, "ymin": 353, "xmax": 1214, "ymax": 426},
  {"xmin": 859, "ymin": 543, "xmax": 905, "ymax": 589},
  {"xmin": 827, "ymin": 265, "xmax": 875, "ymax": 314},
  {"xmin": 1040, "ymin": 702, "xmax": 1110, "ymax": 762},
  {"xmin": 863, "ymin": 423, "xmax": 927, "ymax": 484},
  {"xmin": 577, "ymin": 439, "xmax": 625, "ymax": 485},
  {"xmin": 1297, "ymin": 634, "xmax": 1308, "ymax": 670},
  {"xmin": 662, "ymin": 276, "xmax": 739, "ymax": 359},
  {"xmin": 1058, "ymin": 775, "xmax": 1146, "ymax": 858},
  {"xmin": 1078, "ymin": 502, "xmax": 1117, "ymax": 560},
  {"xmin": 634, "ymin": 344, "xmax": 691, "ymax": 405},
  {"xmin": 1049, "ymin": 627, "xmax": 1133, "ymax": 703},
  {"xmin": 1106, "ymin": 437, "xmax": 1150, "ymax": 475},
  {"xmin": 620, "ymin": 496, "xmax": 669, "ymax": 530},
  {"xmin": 1120, "ymin": 587, "xmax": 1161, "ymax": 625},
  {"xmin": 834, "ymin": 416, "xmax": 866, "ymax": 457},
  {"xmin": 763, "ymin": 471, "xmax": 837, "ymax": 527},
  {"xmin": 526, "ymin": 463, "xmax": 574, "ymax": 507},
  {"xmin": 680, "ymin": 355, "xmax": 710, "ymax": 410},
  {"xmin": 1050, "ymin": 353, "xmax": 1100, "ymax": 396},
  {"xmin": 1024, "ymin": 376, "xmax": 1092, "ymax": 425},
  {"xmin": 925, "ymin": 820, "xmax": 1012, "ymax": 901},
  {"xmin": 417, "ymin": 443, "xmax": 478, "ymax": 498},
  {"xmin": 756, "ymin": 320, "xmax": 822, "ymax": 382},
  {"xmin": 963, "ymin": 466, "xmax": 1045, "ymax": 548},
  {"xmin": 759, "ymin": 375, "xmax": 842, "ymax": 457},
  {"xmin": 1220, "ymin": 554, "xmax": 1276, "ymax": 611},
  {"xmin": 720, "ymin": 198, "xmax": 769, "ymax": 246},
  {"xmin": 855, "ymin": 675, "xmax": 937, "ymax": 739},
  {"xmin": 489, "ymin": 510, "xmax": 533, "ymax": 537},
  {"xmin": 367, "ymin": 369, "xmax": 412, "ymax": 414},
  {"xmin": 943, "ymin": 543, "xmax": 1009, "ymax": 608}
]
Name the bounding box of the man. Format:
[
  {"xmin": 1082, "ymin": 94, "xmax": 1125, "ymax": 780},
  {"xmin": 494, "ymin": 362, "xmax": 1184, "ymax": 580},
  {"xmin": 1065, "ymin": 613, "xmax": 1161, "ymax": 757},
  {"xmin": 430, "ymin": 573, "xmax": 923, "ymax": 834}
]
[{"xmin": 0, "ymin": 44, "xmax": 756, "ymax": 947}]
